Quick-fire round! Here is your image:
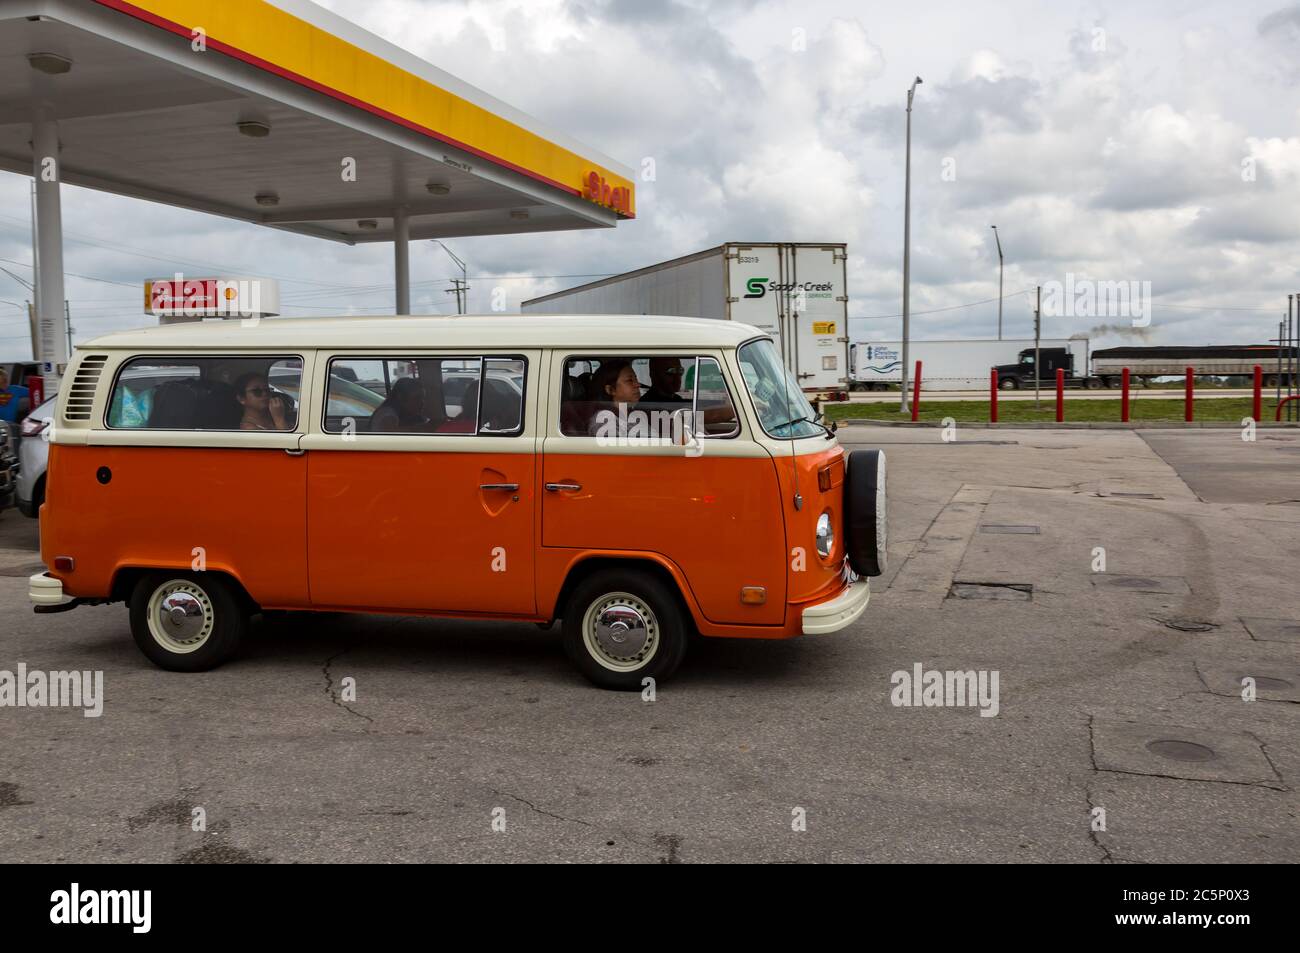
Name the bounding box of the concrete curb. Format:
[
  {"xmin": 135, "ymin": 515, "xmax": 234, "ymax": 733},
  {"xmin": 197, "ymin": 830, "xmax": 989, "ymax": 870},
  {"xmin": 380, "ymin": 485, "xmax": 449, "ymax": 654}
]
[{"xmin": 836, "ymin": 419, "xmax": 1300, "ymax": 430}]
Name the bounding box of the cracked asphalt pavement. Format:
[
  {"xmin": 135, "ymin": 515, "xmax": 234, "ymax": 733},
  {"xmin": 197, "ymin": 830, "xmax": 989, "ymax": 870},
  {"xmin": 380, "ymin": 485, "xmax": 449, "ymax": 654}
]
[{"xmin": 1, "ymin": 427, "xmax": 1297, "ymax": 862}]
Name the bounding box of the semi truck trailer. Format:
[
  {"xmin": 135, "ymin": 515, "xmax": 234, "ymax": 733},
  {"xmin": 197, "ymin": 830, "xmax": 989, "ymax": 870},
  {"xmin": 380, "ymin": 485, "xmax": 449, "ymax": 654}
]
[
  {"xmin": 521, "ymin": 242, "xmax": 850, "ymax": 396},
  {"xmin": 850, "ymin": 339, "xmax": 1080, "ymax": 391}
]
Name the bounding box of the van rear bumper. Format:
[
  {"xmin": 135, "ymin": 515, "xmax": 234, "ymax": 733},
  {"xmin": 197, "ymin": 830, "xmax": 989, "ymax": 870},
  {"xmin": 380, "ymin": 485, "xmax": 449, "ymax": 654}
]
[
  {"xmin": 802, "ymin": 577, "xmax": 870, "ymax": 635},
  {"xmin": 29, "ymin": 572, "xmax": 64, "ymax": 606}
]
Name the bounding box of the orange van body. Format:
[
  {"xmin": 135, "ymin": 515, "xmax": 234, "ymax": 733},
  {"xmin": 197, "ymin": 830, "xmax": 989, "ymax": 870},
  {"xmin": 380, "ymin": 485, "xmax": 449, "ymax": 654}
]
[
  {"xmin": 42, "ymin": 442, "xmax": 848, "ymax": 639},
  {"xmin": 35, "ymin": 316, "xmax": 872, "ymax": 659}
]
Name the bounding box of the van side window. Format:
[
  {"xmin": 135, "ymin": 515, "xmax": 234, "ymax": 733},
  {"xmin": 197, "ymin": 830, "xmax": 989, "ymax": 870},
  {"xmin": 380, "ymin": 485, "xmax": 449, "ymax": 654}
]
[
  {"xmin": 107, "ymin": 356, "xmax": 302, "ymax": 431},
  {"xmin": 558, "ymin": 355, "xmax": 738, "ymax": 438},
  {"xmin": 324, "ymin": 356, "xmax": 525, "ymax": 436}
]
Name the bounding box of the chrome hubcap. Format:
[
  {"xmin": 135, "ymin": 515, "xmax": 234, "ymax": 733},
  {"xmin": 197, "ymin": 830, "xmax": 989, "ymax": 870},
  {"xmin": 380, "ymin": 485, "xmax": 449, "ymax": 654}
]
[
  {"xmin": 147, "ymin": 581, "xmax": 214, "ymax": 653},
  {"xmin": 583, "ymin": 592, "xmax": 659, "ymax": 672}
]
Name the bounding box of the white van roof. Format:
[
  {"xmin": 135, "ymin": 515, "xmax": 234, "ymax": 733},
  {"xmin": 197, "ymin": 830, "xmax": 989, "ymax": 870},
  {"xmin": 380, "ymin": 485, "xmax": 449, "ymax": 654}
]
[{"xmin": 79, "ymin": 314, "xmax": 767, "ymax": 351}]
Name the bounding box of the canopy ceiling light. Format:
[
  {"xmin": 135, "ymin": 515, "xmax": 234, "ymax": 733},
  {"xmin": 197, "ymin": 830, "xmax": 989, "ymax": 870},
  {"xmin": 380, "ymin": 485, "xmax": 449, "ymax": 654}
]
[
  {"xmin": 28, "ymin": 52, "xmax": 72, "ymax": 75},
  {"xmin": 237, "ymin": 120, "xmax": 271, "ymax": 138}
]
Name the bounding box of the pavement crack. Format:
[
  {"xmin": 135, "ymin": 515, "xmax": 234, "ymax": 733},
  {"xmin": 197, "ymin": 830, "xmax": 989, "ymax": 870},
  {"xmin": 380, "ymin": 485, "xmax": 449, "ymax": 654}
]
[
  {"xmin": 1083, "ymin": 780, "xmax": 1115, "ymax": 864},
  {"xmin": 323, "ymin": 646, "xmax": 373, "ymax": 724},
  {"xmin": 1093, "ymin": 766, "xmax": 1287, "ymax": 792},
  {"xmin": 1247, "ymin": 732, "xmax": 1287, "ymax": 789},
  {"xmin": 487, "ymin": 788, "xmax": 596, "ymax": 829}
]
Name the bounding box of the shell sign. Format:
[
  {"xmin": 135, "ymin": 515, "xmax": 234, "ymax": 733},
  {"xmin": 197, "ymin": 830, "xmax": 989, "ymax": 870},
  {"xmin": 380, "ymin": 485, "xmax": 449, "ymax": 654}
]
[
  {"xmin": 145, "ymin": 275, "xmax": 281, "ymax": 320},
  {"xmin": 583, "ymin": 171, "xmax": 633, "ymax": 216}
]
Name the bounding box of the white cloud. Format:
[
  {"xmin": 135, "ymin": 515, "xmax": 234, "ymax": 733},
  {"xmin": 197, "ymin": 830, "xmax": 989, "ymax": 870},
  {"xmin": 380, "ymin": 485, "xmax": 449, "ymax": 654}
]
[{"xmin": 1, "ymin": 0, "xmax": 1298, "ymax": 356}]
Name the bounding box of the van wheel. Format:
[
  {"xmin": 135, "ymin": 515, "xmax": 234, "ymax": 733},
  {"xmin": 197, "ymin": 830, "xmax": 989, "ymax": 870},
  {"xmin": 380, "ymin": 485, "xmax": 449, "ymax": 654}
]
[
  {"xmin": 129, "ymin": 572, "xmax": 248, "ymax": 672},
  {"xmin": 562, "ymin": 569, "xmax": 689, "ymax": 690}
]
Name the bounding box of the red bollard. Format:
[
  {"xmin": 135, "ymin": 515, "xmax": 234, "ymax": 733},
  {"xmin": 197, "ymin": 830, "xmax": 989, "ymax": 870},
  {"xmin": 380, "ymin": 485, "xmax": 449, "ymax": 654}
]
[
  {"xmin": 1121, "ymin": 368, "xmax": 1130, "ymax": 422},
  {"xmin": 1055, "ymin": 368, "xmax": 1065, "ymax": 422},
  {"xmin": 911, "ymin": 360, "xmax": 922, "ymax": 422},
  {"xmin": 1185, "ymin": 367, "xmax": 1194, "ymax": 422},
  {"xmin": 1253, "ymin": 365, "xmax": 1262, "ymax": 422},
  {"xmin": 990, "ymin": 369, "xmax": 999, "ymax": 423}
]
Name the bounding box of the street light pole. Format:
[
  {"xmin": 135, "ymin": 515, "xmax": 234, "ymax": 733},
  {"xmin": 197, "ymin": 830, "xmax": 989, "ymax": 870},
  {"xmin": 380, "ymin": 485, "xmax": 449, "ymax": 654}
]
[
  {"xmin": 991, "ymin": 225, "xmax": 1004, "ymax": 341},
  {"xmin": 435, "ymin": 240, "xmax": 468, "ymax": 314},
  {"xmin": 900, "ymin": 76, "xmax": 922, "ymax": 413}
]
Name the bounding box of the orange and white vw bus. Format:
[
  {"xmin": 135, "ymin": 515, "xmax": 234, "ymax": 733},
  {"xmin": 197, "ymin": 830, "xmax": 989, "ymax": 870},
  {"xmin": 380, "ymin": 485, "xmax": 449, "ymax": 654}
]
[{"xmin": 30, "ymin": 315, "xmax": 885, "ymax": 689}]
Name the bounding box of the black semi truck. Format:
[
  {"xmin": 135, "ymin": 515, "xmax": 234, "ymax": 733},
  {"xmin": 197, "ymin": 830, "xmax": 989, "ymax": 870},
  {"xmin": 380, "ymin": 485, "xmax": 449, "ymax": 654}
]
[{"xmin": 993, "ymin": 344, "xmax": 1297, "ymax": 390}]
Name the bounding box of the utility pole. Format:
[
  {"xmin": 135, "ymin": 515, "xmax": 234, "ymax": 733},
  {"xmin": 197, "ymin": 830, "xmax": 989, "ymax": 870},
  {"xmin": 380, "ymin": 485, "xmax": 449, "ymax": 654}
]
[
  {"xmin": 1, "ymin": 265, "xmax": 37, "ymax": 359},
  {"xmin": 435, "ymin": 240, "xmax": 468, "ymax": 315},
  {"xmin": 991, "ymin": 225, "xmax": 1004, "ymax": 340},
  {"xmin": 1034, "ymin": 285, "xmax": 1041, "ymax": 411},
  {"xmin": 1290, "ymin": 294, "xmax": 1296, "ymax": 422},
  {"xmin": 900, "ymin": 75, "xmax": 922, "ymax": 413},
  {"xmin": 1278, "ymin": 319, "xmax": 1285, "ymax": 416}
]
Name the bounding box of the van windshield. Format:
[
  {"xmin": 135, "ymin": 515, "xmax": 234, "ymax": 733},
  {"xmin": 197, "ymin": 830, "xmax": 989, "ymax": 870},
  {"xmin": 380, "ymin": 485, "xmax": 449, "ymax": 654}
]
[{"xmin": 737, "ymin": 339, "xmax": 823, "ymax": 439}]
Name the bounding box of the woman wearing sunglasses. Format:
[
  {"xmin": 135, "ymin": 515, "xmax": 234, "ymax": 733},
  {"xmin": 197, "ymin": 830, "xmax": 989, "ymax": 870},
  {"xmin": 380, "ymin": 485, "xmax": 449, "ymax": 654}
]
[{"xmin": 234, "ymin": 372, "xmax": 290, "ymax": 431}]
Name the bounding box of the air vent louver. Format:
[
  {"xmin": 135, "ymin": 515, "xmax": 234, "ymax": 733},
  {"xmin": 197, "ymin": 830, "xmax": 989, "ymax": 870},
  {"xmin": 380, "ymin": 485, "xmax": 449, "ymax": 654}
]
[{"xmin": 62, "ymin": 355, "xmax": 108, "ymax": 422}]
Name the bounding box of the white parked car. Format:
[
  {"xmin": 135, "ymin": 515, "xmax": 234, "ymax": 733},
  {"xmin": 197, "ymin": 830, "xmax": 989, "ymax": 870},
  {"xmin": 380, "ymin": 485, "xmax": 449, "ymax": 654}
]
[{"xmin": 16, "ymin": 395, "xmax": 56, "ymax": 518}]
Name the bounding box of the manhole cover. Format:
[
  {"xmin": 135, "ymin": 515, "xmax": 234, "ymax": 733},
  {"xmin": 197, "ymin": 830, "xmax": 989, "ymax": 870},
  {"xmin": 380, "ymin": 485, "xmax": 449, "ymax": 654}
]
[
  {"xmin": 948, "ymin": 582, "xmax": 1033, "ymax": 601},
  {"xmin": 1156, "ymin": 617, "xmax": 1218, "ymax": 632},
  {"xmin": 1243, "ymin": 675, "xmax": 1294, "ymax": 691},
  {"xmin": 1146, "ymin": 739, "xmax": 1217, "ymax": 762},
  {"xmin": 979, "ymin": 524, "xmax": 1040, "ymax": 535}
]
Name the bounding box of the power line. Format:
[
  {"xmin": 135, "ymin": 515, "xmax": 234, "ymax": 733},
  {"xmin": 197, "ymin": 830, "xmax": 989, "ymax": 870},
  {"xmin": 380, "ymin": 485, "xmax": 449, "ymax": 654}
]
[
  {"xmin": 854, "ymin": 289, "xmax": 1033, "ymax": 320},
  {"xmin": 0, "ymin": 214, "xmax": 355, "ymax": 289}
]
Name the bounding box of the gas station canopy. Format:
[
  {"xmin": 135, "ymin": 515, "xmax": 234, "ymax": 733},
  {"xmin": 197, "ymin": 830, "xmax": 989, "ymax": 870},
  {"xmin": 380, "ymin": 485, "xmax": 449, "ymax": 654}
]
[
  {"xmin": 0, "ymin": 0, "xmax": 636, "ymax": 243},
  {"xmin": 1, "ymin": 0, "xmax": 636, "ymax": 388}
]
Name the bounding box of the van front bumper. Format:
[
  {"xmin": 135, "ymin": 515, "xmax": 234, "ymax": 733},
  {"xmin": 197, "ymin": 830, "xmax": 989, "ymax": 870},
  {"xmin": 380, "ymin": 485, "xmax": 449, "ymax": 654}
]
[
  {"xmin": 802, "ymin": 577, "xmax": 870, "ymax": 635},
  {"xmin": 29, "ymin": 572, "xmax": 64, "ymax": 606}
]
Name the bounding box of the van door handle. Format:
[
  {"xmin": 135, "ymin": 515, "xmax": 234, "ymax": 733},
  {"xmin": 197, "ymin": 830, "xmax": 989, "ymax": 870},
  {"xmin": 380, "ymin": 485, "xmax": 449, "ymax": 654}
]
[
  {"xmin": 544, "ymin": 482, "xmax": 582, "ymax": 492},
  {"xmin": 479, "ymin": 483, "xmax": 519, "ymax": 491},
  {"xmin": 284, "ymin": 448, "xmax": 306, "ymax": 456}
]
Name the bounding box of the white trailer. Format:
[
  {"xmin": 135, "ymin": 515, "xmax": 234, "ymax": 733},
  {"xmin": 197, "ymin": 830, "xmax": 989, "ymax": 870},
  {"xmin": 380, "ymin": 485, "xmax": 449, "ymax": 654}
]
[
  {"xmin": 851, "ymin": 339, "xmax": 1082, "ymax": 390},
  {"xmin": 521, "ymin": 243, "xmax": 850, "ymax": 393}
]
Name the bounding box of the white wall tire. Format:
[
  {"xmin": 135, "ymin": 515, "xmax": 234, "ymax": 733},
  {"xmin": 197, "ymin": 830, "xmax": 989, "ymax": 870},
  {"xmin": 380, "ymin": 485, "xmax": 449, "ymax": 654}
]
[
  {"xmin": 129, "ymin": 572, "xmax": 248, "ymax": 672},
  {"xmin": 563, "ymin": 569, "xmax": 689, "ymax": 690}
]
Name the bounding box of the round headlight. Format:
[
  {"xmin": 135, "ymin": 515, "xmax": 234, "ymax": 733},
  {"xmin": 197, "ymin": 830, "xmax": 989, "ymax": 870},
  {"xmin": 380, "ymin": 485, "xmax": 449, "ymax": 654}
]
[{"xmin": 816, "ymin": 511, "xmax": 834, "ymax": 559}]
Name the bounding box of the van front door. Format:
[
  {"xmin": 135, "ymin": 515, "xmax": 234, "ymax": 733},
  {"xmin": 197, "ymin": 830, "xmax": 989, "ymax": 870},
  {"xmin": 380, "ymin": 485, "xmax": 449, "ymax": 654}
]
[
  {"xmin": 303, "ymin": 354, "xmax": 537, "ymax": 616},
  {"xmin": 541, "ymin": 352, "xmax": 787, "ymax": 626}
]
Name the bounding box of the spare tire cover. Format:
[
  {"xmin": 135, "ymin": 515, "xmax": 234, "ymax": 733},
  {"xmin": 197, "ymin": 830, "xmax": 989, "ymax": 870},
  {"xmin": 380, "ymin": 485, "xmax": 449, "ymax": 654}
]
[{"xmin": 844, "ymin": 449, "xmax": 887, "ymax": 577}]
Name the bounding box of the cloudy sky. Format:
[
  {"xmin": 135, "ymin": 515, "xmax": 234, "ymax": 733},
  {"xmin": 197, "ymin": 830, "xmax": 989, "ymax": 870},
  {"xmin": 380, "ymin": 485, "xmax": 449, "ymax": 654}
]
[{"xmin": 3, "ymin": 0, "xmax": 1299, "ymax": 355}]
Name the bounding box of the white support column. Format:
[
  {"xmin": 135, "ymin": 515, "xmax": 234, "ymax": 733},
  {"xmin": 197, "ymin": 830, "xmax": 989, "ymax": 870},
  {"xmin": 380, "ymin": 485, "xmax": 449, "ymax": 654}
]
[
  {"xmin": 33, "ymin": 108, "xmax": 67, "ymax": 390},
  {"xmin": 394, "ymin": 208, "xmax": 410, "ymax": 315}
]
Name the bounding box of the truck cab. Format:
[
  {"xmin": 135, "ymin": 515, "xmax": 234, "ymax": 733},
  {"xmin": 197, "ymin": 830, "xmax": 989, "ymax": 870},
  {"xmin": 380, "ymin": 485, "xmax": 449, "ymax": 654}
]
[{"xmin": 994, "ymin": 347, "xmax": 1075, "ymax": 389}]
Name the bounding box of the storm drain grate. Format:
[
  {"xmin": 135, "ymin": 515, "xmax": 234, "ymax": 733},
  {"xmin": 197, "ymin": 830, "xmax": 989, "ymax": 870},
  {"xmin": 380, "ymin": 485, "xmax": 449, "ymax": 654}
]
[
  {"xmin": 948, "ymin": 582, "xmax": 1033, "ymax": 601},
  {"xmin": 1092, "ymin": 574, "xmax": 1190, "ymax": 595},
  {"xmin": 979, "ymin": 524, "xmax": 1040, "ymax": 535}
]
